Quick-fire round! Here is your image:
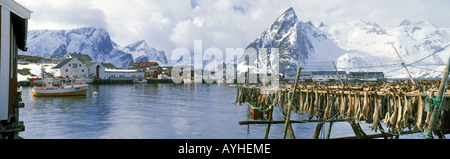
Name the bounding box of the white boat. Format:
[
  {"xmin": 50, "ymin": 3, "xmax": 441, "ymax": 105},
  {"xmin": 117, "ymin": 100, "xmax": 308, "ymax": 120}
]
[{"xmin": 32, "ymin": 78, "xmax": 88, "ymax": 97}]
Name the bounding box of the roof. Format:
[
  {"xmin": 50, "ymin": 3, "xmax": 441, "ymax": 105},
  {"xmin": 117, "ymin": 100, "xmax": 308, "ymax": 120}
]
[
  {"xmin": 311, "ymin": 71, "xmax": 346, "ymax": 76},
  {"xmin": 67, "ymin": 53, "xmax": 93, "ymax": 62},
  {"xmin": 134, "ymin": 62, "xmax": 158, "ymax": 65},
  {"xmin": 105, "ymin": 69, "xmax": 143, "ymax": 73},
  {"xmin": 101, "ymin": 63, "xmax": 116, "ymax": 69},
  {"xmin": 53, "ymin": 58, "xmax": 72, "ymax": 69},
  {"xmin": 0, "ymin": 0, "xmax": 32, "ymax": 19},
  {"xmin": 148, "ymin": 66, "xmax": 161, "ymax": 69},
  {"xmin": 2, "ymin": 0, "xmax": 33, "ymax": 51}
]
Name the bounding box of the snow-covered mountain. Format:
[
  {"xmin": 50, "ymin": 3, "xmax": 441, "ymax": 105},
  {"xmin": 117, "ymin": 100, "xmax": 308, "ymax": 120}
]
[
  {"xmin": 243, "ymin": 7, "xmax": 348, "ymax": 74},
  {"xmin": 320, "ymin": 18, "xmax": 450, "ymax": 78},
  {"xmin": 244, "ymin": 7, "xmax": 450, "ymax": 78},
  {"xmin": 19, "ymin": 27, "xmax": 168, "ymax": 68},
  {"xmin": 120, "ymin": 40, "xmax": 168, "ymax": 65}
]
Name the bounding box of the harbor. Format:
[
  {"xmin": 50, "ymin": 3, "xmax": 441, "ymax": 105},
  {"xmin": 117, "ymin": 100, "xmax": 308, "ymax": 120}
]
[{"xmin": 17, "ymin": 83, "xmax": 440, "ymax": 139}]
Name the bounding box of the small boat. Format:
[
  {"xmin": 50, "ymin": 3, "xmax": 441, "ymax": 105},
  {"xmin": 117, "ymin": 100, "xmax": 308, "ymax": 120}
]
[
  {"xmin": 32, "ymin": 78, "xmax": 88, "ymax": 97},
  {"xmin": 248, "ymin": 101, "xmax": 263, "ymax": 119},
  {"xmin": 312, "ymin": 78, "xmax": 330, "ymax": 83},
  {"xmin": 27, "ymin": 77, "xmax": 41, "ymax": 83}
]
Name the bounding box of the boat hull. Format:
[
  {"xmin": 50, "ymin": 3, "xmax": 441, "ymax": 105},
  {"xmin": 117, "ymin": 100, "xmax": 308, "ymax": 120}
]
[
  {"xmin": 248, "ymin": 102, "xmax": 263, "ymax": 119},
  {"xmin": 32, "ymin": 85, "xmax": 88, "ymax": 97}
]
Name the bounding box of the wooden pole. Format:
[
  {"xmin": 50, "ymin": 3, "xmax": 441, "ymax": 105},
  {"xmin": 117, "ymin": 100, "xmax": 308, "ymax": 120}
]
[
  {"xmin": 425, "ymin": 57, "xmax": 449, "ymax": 139},
  {"xmin": 312, "ymin": 122, "xmax": 324, "ymax": 139},
  {"xmin": 282, "ymin": 66, "xmax": 302, "ymax": 139},
  {"xmin": 392, "ymin": 44, "xmax": 415, "ymax": 85},
  {"xmin": 264, "ymin": 48, "xmax": 277, "ymax": 139},
  {"xmin": 332, "ymin": 61, "xmax": 344, "ymax": 85},
  {"xmin": 326, "ymin": 121, "xmax": 333, "ymax": 139},
  {"xmin": 264, "ymin": 108, "xmax": 273, "ymax": 139}
]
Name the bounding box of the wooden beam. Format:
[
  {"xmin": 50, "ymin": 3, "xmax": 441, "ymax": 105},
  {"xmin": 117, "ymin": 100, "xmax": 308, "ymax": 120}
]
[
  {"xmin": 239, "ymin": 119, "xmax": 348, "ymax": 125},
  {"xmin": 334, "ymin": 133, "xmax": 398, "ymax": 139}
]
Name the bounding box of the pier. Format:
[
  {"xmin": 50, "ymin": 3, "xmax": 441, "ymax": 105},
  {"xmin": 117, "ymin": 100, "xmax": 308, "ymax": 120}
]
[
  {"xmin": 147, "ymin": 79, "xmax": 174, "ymax": 84},
  {"xmin": 233, "ymin": 65, "xmax": 450, "ymax": 139},
  {"xmin": 93, "ymin": 79, "xmax": 134, "ymax": 85},
  {"xmin": 0, "ymin": 87, "xmax": 25, "ymax": 139}
]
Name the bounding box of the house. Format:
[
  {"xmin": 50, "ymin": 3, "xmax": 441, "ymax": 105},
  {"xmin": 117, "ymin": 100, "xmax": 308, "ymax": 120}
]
[
  {"xmin": 133, "ymin": 62, "xmax": 158, "ymax": 69},
  {"xmin": 311, "ymin": 71, "xmax": 346, "ymax": 82},
  {"xmin": 53, "ymin": 58, "xmax": 89, "ymax": 78},
  {"xmin": 63, "ymin": 52, "xmax": 93, "ymax": 64},
  {"xmin": 53, "ymin": 52, "xmax": 116, "ymax": 79},
  {"xmin": 145, "ymin": 66, "xmax": 162, "ymax": 78},
  {"xmin": 297, "ymin": 71, "xmax": 346, "ymax": 82},
  {"xmin": 104, "ymin": 69, "xmax": 145, "ymax": 80},
  {"xmin": 0, "ymin": 0, "xmax": 32, "ymax": 136},
  {"xmin": 161, "ymin": 66, "xmax": 173, "ymax": 76},
  {"xmin": 348, "ymin": 72, "xmax": 385, "ymax": 81}
]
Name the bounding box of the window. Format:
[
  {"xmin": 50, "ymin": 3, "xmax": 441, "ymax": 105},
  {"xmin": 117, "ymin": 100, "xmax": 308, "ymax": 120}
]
[
  {"xmin": 66, "ymin": 69, "xmax": 68, "ymax": 72},
  {"xmin": 82, "ymin": 69, "xmax": 85, "ymax": 72},
  {"xmin": 79, "ymin": 64, "xmax": 82, "ymax": 67},
  {"xmin": 73, "ymin": 63, "xmax": 78, "ymax": 68}
]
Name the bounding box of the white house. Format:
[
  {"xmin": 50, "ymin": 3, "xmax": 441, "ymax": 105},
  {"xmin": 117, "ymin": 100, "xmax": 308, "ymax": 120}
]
[
  {"xmin": 53, "ymin": 58, "xmax": 89, "ymax": 78},
  {"xmin": 0, "ymin": 0, "xmax": 31, "ymax": 134},
  {"xmin": 53, "ymin": 52, "xmax": 117, "ymax": 80},
  {"xmin": 105, "ymin": 69, "xmax": 145, "ymax": 80}
]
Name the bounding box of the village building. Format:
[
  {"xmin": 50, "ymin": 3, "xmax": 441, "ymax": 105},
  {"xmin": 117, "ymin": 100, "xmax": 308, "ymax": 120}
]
[
  {"xmin": 0, "ymin": 0, "xmax": 32, "ymax": 138},
  {"xmin": 133, "ymin": 62, "xmax": 159, "ymax": 69},
  {"xmin": 291, "ymin": 71, "xmax": 347, "ymax": 82},
  {"xmin": 146, "ymin": 65, "xmax": 162, "ymax": 78},
  {"xmin": 161, "ymin": 66, "xmax": 173, "ymax": 76},
  {"xmin": 53, "ymin": 57, "xmax": 89, "ymax": 78},
  {"xmin": 348, "ymin": 72, "xmax": 385, "ymax": 81},
  {"xmin": 53, "ymin": 52, "xmax": 119, "ymax": 80},
  {"xmin": 105, "ymin": 69, "xmax": 145, "ymax": 80}
]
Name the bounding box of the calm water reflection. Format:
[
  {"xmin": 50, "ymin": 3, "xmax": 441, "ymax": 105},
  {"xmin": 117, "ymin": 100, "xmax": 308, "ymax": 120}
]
[{"xmin": 19, "ymin": 84, "xmax": 427, "ymax": 139}]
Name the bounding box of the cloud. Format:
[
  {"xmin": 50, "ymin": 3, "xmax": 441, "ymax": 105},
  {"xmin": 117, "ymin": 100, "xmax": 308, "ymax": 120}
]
[
  {"xmin": 15, "ymin": 0, "xmax": 450, "ymax": 59},
  {"xmin": 18, "ymin": 0, "xmax": 107, "ymax": 30}
]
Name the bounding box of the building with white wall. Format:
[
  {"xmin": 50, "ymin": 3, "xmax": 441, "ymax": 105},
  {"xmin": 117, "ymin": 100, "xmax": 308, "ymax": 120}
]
[
  {"xmin": 105, "ymin": 69, "xmax": 145, "ymax": 80},
  {"xmin": 0, "ymin": 0, "xmax": 31, "ymax": 138},
  {"xmin": 53, "ymin": 58, "xmax": 89, "ymax": 78}
]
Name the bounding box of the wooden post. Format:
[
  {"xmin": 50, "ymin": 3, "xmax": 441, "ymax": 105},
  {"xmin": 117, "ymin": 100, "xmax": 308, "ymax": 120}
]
[
  {"xmin": 264, "ymin": 108, "xmax": 273, "ymax": 139},
  {"xmin": 313, "ymin": 122, "xmax": 324, "ymax": 139},
  {"xmin": 282, "ymin": 66, "xmax": 302, "ymax": 139},
  {"xmin": 332, "ymin": 61, "xmax": 344, "ymax": 85},
  {"xmin": 349, "ymin": 120, "xmax": 367, "ymax": 139},
  {"xmin": 326, "ymin": 121, "xmax": 333, "ymax": 139},
  {"xmin": 425, "ymin": 57, "xmax": 449, "ymax": 139},
  {"xmin": 392, "ymin": 44, "xmax": 415, "ymax": 85}
]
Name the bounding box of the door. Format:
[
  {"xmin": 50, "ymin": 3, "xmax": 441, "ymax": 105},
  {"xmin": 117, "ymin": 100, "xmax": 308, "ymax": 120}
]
[{"xmin": 96, "ymin": 65, "xmax": 100, "ymax": 79}]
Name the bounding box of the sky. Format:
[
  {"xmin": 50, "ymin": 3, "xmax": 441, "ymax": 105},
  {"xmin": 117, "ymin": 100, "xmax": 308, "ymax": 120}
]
[{"xmin": 15, "ymin": 0, "xmax": 450, "ymax": 55}]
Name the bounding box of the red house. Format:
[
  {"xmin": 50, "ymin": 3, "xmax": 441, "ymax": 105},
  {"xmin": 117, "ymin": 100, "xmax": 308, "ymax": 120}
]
[{"xmin": 145, "ymin": 66, "xmax": 162, "ymax": 78}]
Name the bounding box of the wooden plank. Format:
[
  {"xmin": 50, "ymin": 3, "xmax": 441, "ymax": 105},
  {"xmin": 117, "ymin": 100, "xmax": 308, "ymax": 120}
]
[{"xmin": 335, "ymin": 133, "xmax": 397, "ymax": 139}]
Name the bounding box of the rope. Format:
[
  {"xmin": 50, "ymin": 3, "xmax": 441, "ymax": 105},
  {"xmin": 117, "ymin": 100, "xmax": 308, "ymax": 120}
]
[{"xmin": 424, "ymin": 56, "xmax": 450, "ymax": 139}]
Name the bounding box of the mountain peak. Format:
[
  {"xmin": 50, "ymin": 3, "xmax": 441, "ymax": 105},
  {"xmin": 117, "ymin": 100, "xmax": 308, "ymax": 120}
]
[
  {"xmin": 397, "ymin": 18, "xmax": 435, "ymax": 28},
  {"xmin": 278, "ymin": 7, "xmax": 298, "ymax": 23},
  {"xmin": 125, "ymin": 40, "xmax": 150, "ymax": 51},
  {"xmin": 399, "ymin": 19, "xmax": 411, "ymax": 26}
]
